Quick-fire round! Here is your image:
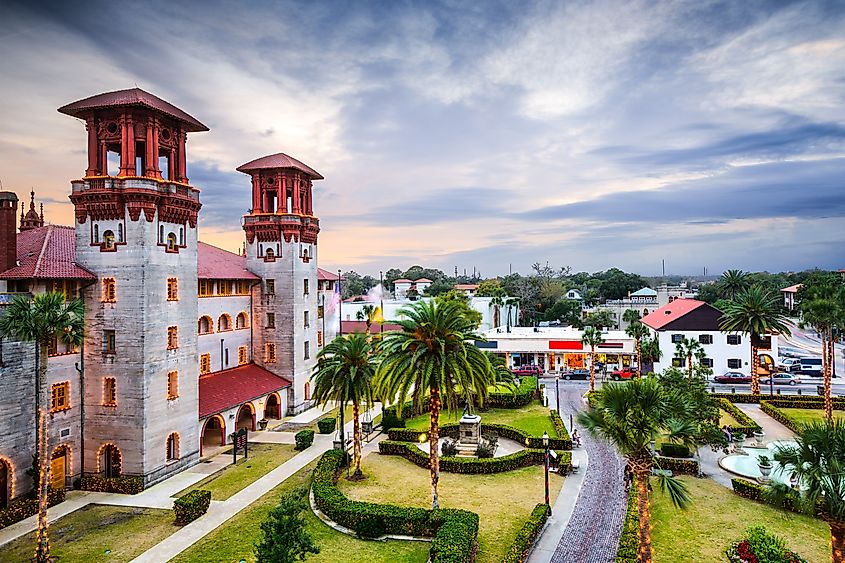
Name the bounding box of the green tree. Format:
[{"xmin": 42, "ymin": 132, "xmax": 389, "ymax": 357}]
[
  {"xmin": 312, "ymin": 334, "xmax": 375, "ymax": 477},
  {"xmin": 625, "ymin": 321, "xmax": 651, "ymax": 376},
  {"xmin": 674, "ymin": 337, "xmax": 707, "ymax": 381},
  {"xmin": 695, "ymin": 283, "xmax": 721, "ymax": 304},
  {"xmin": 719, "ymin": 269, "xmax": 750, "ymax": 300},
  {"xmin": 544, "ymin": 298, "xmax": 583, "ymax": 326},
  {"xmin": 596, "ymin": 268, "xmax": 647, "ymax": 301},
  {"xmin": 423, "ymin": 277, "xmax": 454, "ymax": 297},
  {"xmin": 640, "ymin": 336, "xmax": 662, "ymax": 375},
  {"xmin": 0, "ymin": 292, "xmax": 84, "ymax": 563},
  {"xmin": 623, "ymin": 309, "xmax": 642, "ymax": 325},
  {"xmin": 375, "ymin": 300, "xmax": 493, "ymax": 508},
  {"xmin": 485, "ymin": 352, "xmax": 517, "ymax": 391},
  {"xmin": 490, "ymin": 286, "xmax": 506, "ymax": 328},
  {"xmin": 434, "ymin": 289, "xmax": 482, "ymax": 329},
  {"xmin": 585, "ymin": 309, "xmax": 615, "ymax": 330},
  {"xmin": 766, "ymin": 420, "xmax": 845, "ymax": 563},
  {"xmin": 581, "ymin": 326, "xmax": 604, "ymax": 392},
  {"xmin": 505, "ymin": 297, "xmax": 520, "ymax": 330},
  {"xmin": 355, "ymin": 304, "xmax": 377, "ymax": 334},
  {"xmin": 254, "ymin": 489, "xmax": 319, "ymax": 563},
  {"xmin": 577, "ymin": 378, "xmax": 694, "ymax": 563},
  {"xmin": 475, "ymin": 279, "xmax": 503, "ymax": 297},
  {"xmin": 719, "ymin": 286, "xmax": 791, "ymax": 395}
]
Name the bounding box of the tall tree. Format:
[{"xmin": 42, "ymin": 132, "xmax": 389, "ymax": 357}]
[
  {"xmin": 578, "ymin": 378, "xmax": 694, "ymax": 563},
  {"xmin": 640, "ymin": 336, "xmax": 662, "ymax": 375},
  {"xmin": 254, "ymin": 489, "xmax": 320, "ymax": 563},
  {"xmin": 375, "ymin": 300, "xmax": 493, "ymax": 509},
  {"xmin": 355, "ymin": 304, "xmax": 377, "ymax": 334},
  {"xmin": 311, "ymin": 334, "xmax": 375, "ymax": 478},
  {"xmin": 584, "ymin": 309, "xmax": 615, "ymax": 330},
  {"xmin": 490, "ymin": 287, "xmax": 505, "ymax": 328},
  {"xmin": 0, "ymin": 292, "xmax": 84, "ymax": 563},
  {"xmin": 581, "ymin": 326, "xmax": 604, "ymax": 392},
  {"xmin": 623, "ymin": 309, "xmax": 642, "ymax": 325},
  {"xmin": 625, "ymin": 321, "xmax": 651, "ymax": 376},
  {"xmin": 719, "ymin": 269, "xmax": 750, "ymax": 300},
  {"xmin": 719, "ymin": 286, "xmax": 791, "ymax": 395},
  {"xmin": 434, "ymin": 289, "xmax": 482, "ymax": 329},
  {"xmin": 674, "ymin": 337, "xmax": 707, "ymax": 381}
]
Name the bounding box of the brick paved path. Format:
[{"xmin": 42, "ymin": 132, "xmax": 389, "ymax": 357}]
[{"xmin": 550, "ymin": 387, "xmax": 627, "ymax": 562}]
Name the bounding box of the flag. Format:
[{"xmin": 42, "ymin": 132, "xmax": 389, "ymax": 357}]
[{"xmin": 327, "ymin": 280, "xmax": 341, "ymax": 314}]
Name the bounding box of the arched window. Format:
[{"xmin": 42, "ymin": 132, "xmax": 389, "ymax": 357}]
[
  {"xmin": 643, "ymin": 309, "xmax": 649, "ymax": 316},
  {"xmin": 265, "ymin": 248, "xmax": 275, "ymax": 260},
  {"xmin": 117, "ymin": 223, "xmax": 124, "ymax": 243},
  {"xmin": 102, "ymin": 230, "xmax": 115, "ymax": 249},
  {"xmin": 93, "ymin": 224, "xmax": 99, "ymax": 244},
  {"xmin": 198, "ymin": 316, "xmax": 213, "ymax": 335},
  {"xmin": 179, "ymin": 227, "xmax": 184, "ymax": 246},
  {"xmin": 236, "ymin": 312, "xmax": 249, "ymax": 329},
  {"xmin": 218, "ymin": 314, "xmax": 232, "ymax": 332},
  {"xmin": 159, "ymin": 225, "xmax": 164, "ymax": 243},
  {"xmin": 166, "ymin": 232, "xmax": 177, "ymax": 251},
  {"xmin": 166, "ymin": 433, "xmax": 180, "ymax": 462}
]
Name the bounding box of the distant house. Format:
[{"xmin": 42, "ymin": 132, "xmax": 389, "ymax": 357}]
[
  {"xmin": 565, "ymin": 288, "xmax": 582, "ymax": 301},
  {"xmin": 455, "ymin": 284, "xmax": 479, "ymax": 297},
  {"xmin": 781, "ymin": 284, "xmax": 803, "ymax": 312},
  {"xmin": 393, "ymin": 278, "xmax": 431, "ymax": 300}
]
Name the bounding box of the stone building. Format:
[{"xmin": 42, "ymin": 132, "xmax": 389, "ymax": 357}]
[{"xmin": 0, "ymin": 88, "xmax": 326, "ymax": 502}]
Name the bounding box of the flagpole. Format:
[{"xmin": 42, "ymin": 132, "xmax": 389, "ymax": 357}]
[
  {"xmin": 380, "ymin": 270, "xmax": 384, "ymax": 335},
  {"xmin": 337, "ymin": 269, "xmax": 343, "ymax": 337}
]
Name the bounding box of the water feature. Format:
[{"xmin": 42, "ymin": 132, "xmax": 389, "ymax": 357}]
[{"xmin": 719, "ymin": 440, "xmax": 798, "ymax": 485}]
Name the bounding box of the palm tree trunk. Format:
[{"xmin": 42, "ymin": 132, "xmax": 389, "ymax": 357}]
[
  {"xmin": 589, "ymin": 347, "xmax": 596, "ymax": 392},
  {"xmin": 823, "ymin": 332, "xmax": 833, "ymax": 422},
  {"xmin": 634, "ymin": 469, "xmax": 653, "ymax": 563},
  {"xmin": 35, "ymin": 342, "xmax": 50, "ymax": 563},
  {"xmin": 687, "ymin": 352, "xmax": 693, "ymax": 381},
  {"xmin": 429, "ymin": 387, "xmax": 441, "ymax": 510},
  {"xmin": 636, "ymin": 338, "xmax": 642, "ymax": 378},
  {"xmin": 829, "ymin": 521, "xmax": 845, "ymax": 563},
  {"xmin": 750, "ymin": 344, "xmax": 760, "ymax": 395},
  {"xmin": 352, "ymin": 400, "xmax": 363, "ymax": 477}
]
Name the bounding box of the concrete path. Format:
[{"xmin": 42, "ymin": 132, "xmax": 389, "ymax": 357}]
[
  {"xmin": 735, "ymin": 403, "xmax": 796, "ymax": 442},
  {"xmin": 250, "ymin": 430, "xmax": 298, "ymax": 444},
  {"xmin": 286, "ymin": 401, "xmax": 337, "ymax": 424}
]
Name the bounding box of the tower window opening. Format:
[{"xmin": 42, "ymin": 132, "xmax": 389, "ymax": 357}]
[
  {"xmin": 117, "ymin": 223, "xmax": 124, "ymax": 243},
  {"xmin": 106, "ymin": 147, "xmax": 121, "ymax": 177},
  {"xmin": 267, "ymin": 191, "xmax": 277, "ymax": 213},
  {"xmin": 166, "ymin": 232, "xmax": 177, "ymax": 251},
  {"xmin": 102, "ymin": 230, "xmax": 115, "ymax": 250},
  {"xmin": 265, "ymin": 248, "xmax": 274, "ymax": 260},
  {"xmin": 159, "ymin": 154, "xmax": 170, "ymax": 181},
  {"xmin": 179, "ymin": 227, "xmax": 184, "ymax": 246},
  {"xmin": 93, "ymin": 224, "xmax": 99, "ymax": 244},
  {"xmin": 135, "ymin": 141, "xmax": 145, "ymax": 175},
  {"xmin": 159, "ymin": 225, "xmax": 164, "ymax": 244}
]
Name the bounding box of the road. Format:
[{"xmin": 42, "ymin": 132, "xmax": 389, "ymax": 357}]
[
  {"xmin": 781, "ymin": 320, "xmax": 845, "ymax": 377},
  {"xmin": 539, "ymin": 377, "xmax": 845, "ymax": 398}
]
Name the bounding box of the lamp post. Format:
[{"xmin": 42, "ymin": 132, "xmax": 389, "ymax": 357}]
[
  {"xmin": 555, "ymin": 375, "xmax": 560, "ymax": 414},
  {"xmin": 543, "ymin": 431, "xmax": 550, "ymax": 508},
  {"xmin": 336, "ymin": 269, "xmax": 345, "ymax": 460}
]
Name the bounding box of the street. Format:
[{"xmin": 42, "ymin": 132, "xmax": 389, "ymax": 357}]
[{"xmin": 781, "ymin": 320, "xmax": 845, "ymax": 377}]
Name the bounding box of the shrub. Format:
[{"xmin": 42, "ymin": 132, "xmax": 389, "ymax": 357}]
[
  {"xmin": 616, "ymin": 477, "xmax": 639, "ymax": 562},
  {"xmin": 714, "ymin": 393, "xmax": 845, "ymax": 408},
  {"xmin": 487, "ymin": 376, "xmax": 536, "ymax": 408},
  {"xmin": 549, "ymin": 409, "xmax": 571, "ymax": 444},
  {"xmin": 759, "ymin": 401, "xmax": 802, "ymax": 433},
  {"xmin": 382, "ymin": 397, "xmax": 432, "ymax": 429},
  {"xmin": 388, "ymin": 422, "xmax": 572, "ymax": 451},
  {"xmin": 173, "ymin": 489, "xmax": 211, "ymax": 525},
  {"xmin": 442, "ymin": 439, "xmax": 458, "ymax": 457},
  {"xmin": 654, "ymin": 456, "xmax": 698, "ymax": 475},
  {"xmin": 718, "ymin": 398, "xmax": 762, "ymax": 436},
  {"xmin": 726, "ymin": 526, "xmax": 808, "ymax": 563},
  {"xmin": 255, "ymin": 488, "xmax": 319, "ymax": 563},
  {"xmin": 0, "ymin": 487, "xmax": 65, "ymax": 530},
  {"xmin": 730, "ymin": 478, "xmax": 805, "ymax": 515},
  {"xmin": 317, "ymin": 417, "xmax": 336, "ymax": 434},
  {"xmin": 659, "ymin": 443, "xmax": 691, "ymax": 458},
  {"xmin": 79, "ymin": 475, "xmax": 144, "ymax": 494},
  {"xmin": 295, "ymin": 429, "xmax": 315, "ymax": 450},
  {"xmin": 501, "ymin": 503, "xmax": 550, "ymax": 563}
]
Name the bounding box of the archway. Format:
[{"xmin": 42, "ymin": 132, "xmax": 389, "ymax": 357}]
[
  {"xmin": 236, "ymin": 403, "xmax": 255, "ymax": 432},
  {"xmin": 304, "ymin": 382, "xmax": 311, "ymax": 401},
  {"xmin": 166, "ymin": 433, "xmax": 180, "ymax": 462},
  {"xmin": 264, "ymin": 393, "xmax": 281, "ymax": 419},
  {"xmin": 201, "ymin": 415, "xmax": 226, "ymax": 456},
  {"xmin": 98, "ymin": 444, "xmax": 121, "ymax": 478},
  {"xmin": 51, "ymin": 445, "xmax": 71, "ymax": 490},
  {"xmin": 0, "ymin": 459, "xmax": 9, "ymax": 508}
]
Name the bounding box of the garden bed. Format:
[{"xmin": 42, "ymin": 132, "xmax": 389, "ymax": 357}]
[{"xmin": 402, "ymin": 402, "xmax": 565, "ymax": 442}]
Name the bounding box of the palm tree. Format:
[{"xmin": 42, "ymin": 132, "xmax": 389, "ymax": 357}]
[
  {"xmin": 485, "ymin": 352, "xmax": 517, "ymax": 392},
  {"xmin": 581, "ymin": 326, "xmax": 604, "ymax": 392},
  {"xmin": 766, "ymin": 420, "xmax": 845, "ymax": 563},
  {"xmin": 505, "ymin": 297, "xmax": 520, "ymax": 332},
  {"xmin": 311, "ymin": 333, "xmax": 375, "ymax": 478},
  {"xmin": 674, "ymin": 337, "xmax": 707, "ymax": 381},
  {"xmin": 798, "ymin": 281, "xmax": 844, "ymax": 421},
  {"xmin": 640, "ymin": 336, "xmax": 662, "ymax": 375},
  {"xmin": 0, "ymin": 292, "xmax": 84, "ymax": 563},
  {"xmin": 355, "ymin": 304, "xmax": 377, "ymax": 334},
  {"xmin": 623, "ymin": 308, "xmax": 642, "ymax": 325},
  {"xmin": 720, "ymin": 286, "xmax": 791, "ymax": 395},
  {"xmin": 491, "ymin": 288, "xmax": 505, "ymax": 328},
  {"xmin": 719, "ymin": 269, "xmax": 750, "ymax": 300},
  {"xmin": 625, "ymin": 321, "xmax": 650, "ymax": 377},
  {"xmin": 578, "ymin": 378, "xmax": 694, "ymax": 563},
  {"xmin": 375, "ymin": 300, "xmax": 493, "ymax": 509}
]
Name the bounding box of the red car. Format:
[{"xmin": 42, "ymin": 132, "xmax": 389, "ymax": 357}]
[
  {"xmin": 512, "ymin": 365, "xmax": 543, "ymax": 376},
  {"xmin": 713, "ymin": 371, "xmax": 752, "ymax": 384},
  {"xmin": 610, "ymin": 367, "xmax": 638, "ymax": 380}
]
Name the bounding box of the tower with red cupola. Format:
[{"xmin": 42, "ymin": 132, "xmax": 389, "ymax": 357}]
[
  {"xmin": 59, "ymin": 89, "xmax": 206, "ymax": 485},
  {"xmin": 238, "ymin": 154, "xmax": 321, "ymax": 414}
]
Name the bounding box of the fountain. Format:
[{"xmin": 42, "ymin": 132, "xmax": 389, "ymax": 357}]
[{"xmin": 719, "ymin": 440, "xmax": 798, "ymax": 485}]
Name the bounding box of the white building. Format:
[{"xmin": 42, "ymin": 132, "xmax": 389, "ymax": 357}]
[
  {"xmin": 392, "ymin": 278, "xmax": 431, "ymax": 299},
  {"xmin": 781, "ymin": 284, "xmax": 802, "ymax": 312}
]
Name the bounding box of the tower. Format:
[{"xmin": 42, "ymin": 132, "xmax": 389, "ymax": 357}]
[
  {"xmin": 237, "ymin": 153, "xmax": 321, "ymax": 414},
  {"xmin": 59, "ymin": 89, "xmax": 207, "ymax": 485},
  {"xmin": 19, "ymin": 190, "xmax": 44, "ymax": 232}
]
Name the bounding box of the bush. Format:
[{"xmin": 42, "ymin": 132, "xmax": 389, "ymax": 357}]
[
  {"xmin": 718, "ymin": 398, "xmax": 762, "ymax": 436},
  {"xmin": 317, "ymin": 417, "xmax": 336, "ymax": 434},
  {"xmin": 79, "ymin": 475, "xmax": 144, "ymax": 494},
  {"xmin": 487, "ymin": 376, "xmax": 536, "ymax": 408},
  {"xmin": 726, "ymin": 526, "xmax": 808, "ymax": 563},
  {"xmin": 382, "ymin": 397, "xmax": 432, "ymax": 429},
  {"xmin": 442, "ymin": 439, "xmax": 458, "ymax": 457},
  {"xmin": 388, "ymin": 421, "xmax": 572, "ymax": 451},
  {"xmin": 616, "ymin": 477, "xmax": 639, "ymax": 562},
  {"xmin": 759, "ymin": 401, "xmax": 802, "ymax": 433},
  {"xmin": 255, "ymin": 488, "xmax": 319, "ymax": 563},
  {"xmin": 549, "ymin": 409, "xmax": 571, "ymax": 444},
  {"xmin": 501, "ymin": 503, "xmax": 550, "ymax": 563},
  {"xmin": 654, "ymin": 456, "xmax": 699, "ymax": 475},
  {"xmin": 0, "ymin": 487, "xmax": 65, "ymax": 530},
  {"xmin": 730, "ymin": 478, "xmax": 806, "ymax": 515},
  {"xmin": 295, "ymin": 429, "xmax": 315, "ymax": 450},
  {"xmin": 173, "ymin": 489, "xmax": 211, "ymax": 525},
  {"xmin": 714, "ymin": 393, "xmax": 845, "ymax": 408},
  {"xmin": 659, "ymin": 443, "xmax": 692, "ymax": 458}
]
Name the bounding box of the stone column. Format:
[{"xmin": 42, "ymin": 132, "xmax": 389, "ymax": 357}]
[
  {"xmin": 251, "ymin": 174, "xmax": 261, "ymax": 212},
  {"xmin": 118, "ymin": 114, "xmax": 130, "ymax": 176},
  {"xmin": 145, "ymin": 117, "xmax": 156, "ymax": 178},
  {"xmin": 177, "ymin": 130, "xmax": 187, "ymax": 183},
  {"xmin": 292, "ymin": 176, "xmax": 301, "ymax": 214},
  {"xmin": 125, "ymin": 115, "xmax": 135, "ymax": 176},
  {"xmin": 86, "ymin": 118, "xmax": 99, "ymax": 177}
]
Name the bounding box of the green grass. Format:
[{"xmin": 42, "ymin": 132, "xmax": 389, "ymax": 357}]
[
  {"xmin": 0, "ymin": 504, "xmax": 175, "ymax": 562},
  {"xmin": 338, "ymin": 452, "xmax": 565, "ymax": 563},
  {"xmin": 719, "ymin": 409, "xmax": 741, "ymax": 427},
  {"xmin": 177, "ymin": 443, "xmax": 297, "ymax": 500},
  {"xmin": 171, "ymin": 461, "xmax": 429, "ymax": 563},
  {"xmin": 778, "ymin": 407, "xmax": 845, "ymax": 426},
  {"xmin": 403, "ymin": 401, "xmax": 558, "ymax": 438},
  {"xmin": 651, "ymin": 476, "xmax": 830, "ymax": 562}
]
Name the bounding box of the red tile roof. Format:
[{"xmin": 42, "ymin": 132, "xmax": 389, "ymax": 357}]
[
  {"xmin": 236, "ymin": 153, "xmax": 324, "ymax": 180},
  {"xmin": 341, "ymin": 320, "xmax": 403, "ymax": 333},
  {"xmin": 58, "ymin": 88, "xmax": 208, "ymax": 132},
  {"xmin": 199, "ymin": 363, "xmax": 291, "ymax": 419},
  {"xmin": 197, "ymin": 242, "xmax": 259, "ymax": 280},
  {"xmin": 415, "ymin": 278, "xmax": 433, "ymax": 283},
  {"xmin": 393, "ymin": 279, "xmax": 413, "ymax": 283},
  {"xmin": 641, "ymin": 299, "xmax": 707, "ymax": 330},
  {"xmin": 781, "ymin": 283, "xmax": 803, "ymax": 293},
  {"xmin": 455, "ymin": 284, "xmax": 478, "ymax": 290},
  {"xmin": 317, "ymin": 268, "xmax": 339, "ymax": 281},
  {"xmin": 0, "ymin": 226, "xmax": 96, "ymax": 280}
]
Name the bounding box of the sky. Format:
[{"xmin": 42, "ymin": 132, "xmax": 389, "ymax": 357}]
[{"xmin": 1, "ymin": 0, "xmax": 844, "ymax": 276}]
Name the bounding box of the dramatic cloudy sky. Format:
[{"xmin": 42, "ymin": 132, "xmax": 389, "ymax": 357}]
[{"xmin": 1, "ymin": 0, "xmax": 843, "ymax": 276}]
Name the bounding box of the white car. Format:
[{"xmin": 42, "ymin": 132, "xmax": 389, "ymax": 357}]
[{"xmin": 778, "ymin": 358, "xmax": 802, "ymax": 371}]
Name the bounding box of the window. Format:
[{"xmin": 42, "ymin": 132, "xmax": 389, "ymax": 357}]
[
  {"xmin": 317, "ymin": 330, "xmax": 323, "ymax": 347},
  {"xmin": 238, "ymin": 346, "xmax": 248, "ymax": 365},
  {"xmin": 166, "ymin": 433, "xmax": 180, "ymax": 462},
  {"xmin": 670, "ymin": 334, "xmax": 683, "ymax": 343},
  {"xmin": 304, "ymin": 311, "xmax": 309, "ymax": 328},
  {"xmin": 236, "ymin": 281, "xmax": 250, "ymax": 295},
  {"xmin": 236, "ymin": 312, "xmax": 249, "ymax": 329},
  {"xmin": 267, "ymin": 313, "xmax": 275, "ymax": 328},
  {"xmin": 266, "ymin": 279, "xmax": 275, "ymax": 295},
  {"xmin": 159, "ymin": 225, "xmax": 164, "ymax": 244},
  {"xmin": 103, "ymin": 230, "xmax": 115, "ymax": 249},
  {"xmin": 94, "ymin": 224, "xmax": 99, "ymax": 243},
  {"xmin": 217, "ymin": 280, "xmax": 232, "ymax": 296},
  {"xmin": 118, "ymin": 223, "xmax": 124, "ymax": 243},
  {"xmin": 728, "ymin": 359, "xmax": 742, "ymax": 369},
  {"xmin": 727, "ymin": 335, "xmax": 742, "ymax": 345},
  {"xmin": 265, "ymin": 248, "xmax": 275, "ymax": 260},
  {"xmin": 199, "ymin": 280, "xmax": 213, "ymax": 297},
  {"xmin": 167, "ymin": 278, "xmax": 178, "ymax": 301},
  {"xmin": 104, "ymin": 330, "xmax": 116, "ymax": 354},
  {"xmin": 701, "ymin": 358, "xmax": 714, "ymax": 368},
  {"xmin": 672, "ymin": 357, "xmax": 685, "ymax": 367},
  {"xmin": 102, "ymin": 278, "xmax": 116, "ymax": 302},
  {"xmin": 218, "ymin": 314, "xmax": 232, "ymax": 332},
  {"xmin": 317, "ymin": 305, "xmax": 324, "ymax": 319},
  {"xmin": 103, "ymin": 377, "xmax": 116, "ymax": 406},
  {"xmin": 304, "ymin": 341, "xmax": 310, "ymax": 360},
  {"xmin": 166, "ymin": 232, "xmax": 177, "ymax": 251},
  {"xmin": 265, "ymin": 343, "xmax": 277, "ymax": 363},
  {"xmin": 200, "ymin": 353, "xmax": 211, "ymax": 374},
  {"xmin": 51, "ymin": 280, "xmax": 75, "ymax": 299},
  {"xmin": 167, "ymin": 371, "xmax": 179, "ymax": 400},
  {"xmin": 198, "ymin": 316, "xmax": 213, "ymax": 335},
  {"xmin": 167, "ymin": 326, "xmax": 178, "ymax": 349},
  {"xmin": 698, "ymin": 334, "xmax": 713, "ymax": 345},
  {"xmin": 179, "ymin": 227, "xmax": 184, "ymax": 246},
  {"xmin": 303, "ymin": 279, "xmax": 309, "ymax": 295},
  {"xmin": 51, "ymin": 382, "xmax": 70, "ymax": 412},
  {"xmin": 48, "ymin": 336, "xmax": 58, "ymax": 356}
]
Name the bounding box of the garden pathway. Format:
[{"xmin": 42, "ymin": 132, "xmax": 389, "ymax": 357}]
[{"xmin": 734, "ymin": 403, "xmax": 796, "ymax": 441}]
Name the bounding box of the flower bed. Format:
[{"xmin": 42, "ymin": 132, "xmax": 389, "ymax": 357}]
[
  {"xmin": 173, "ymin": 489, "xmax": 211, "ymax": 525},
  {"xmin": 501, "ymin": 503, "xmax": 550, "ymax": 563},
  {"xmin": 725, "ymin": 526, "xmax": 808, "ymax": 563},
  {"xmin": 79, "ymin": 475, "xmax": 144, "ymax": 494},
  {"xmin": 615, "ymin": 477, "xmax": 638, "ymax": 562},
  {"xmin": 312, "ymin": 450, "xmax": 478, "ymax": 563},
  {"xmin": 0, "ymin": 487, "xmax": 65, "ymax": 530},
  {"xmin": 388, "ymin": 421, "xmax": 572, "ymax": 450},
  {"xmin": 718, "ymin": 398, "xmax": 762, "ymax": 436}
]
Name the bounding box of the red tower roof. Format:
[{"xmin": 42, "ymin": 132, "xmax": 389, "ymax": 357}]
[
  {"xmin": 58, "ymin": 88, "xmax": 208, "ymax": 132},
  {"xmin": 236, "ymin": 153, "xmax": 323, "ymax": 179},
  {"xmin": 317, "ymin": 268, "xmax": 339, "ymax": 281}
]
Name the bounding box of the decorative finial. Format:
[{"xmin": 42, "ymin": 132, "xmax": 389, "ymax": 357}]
[{"xmin": 40, "ymin": 203, "xmax": 44, "ymax": 221}]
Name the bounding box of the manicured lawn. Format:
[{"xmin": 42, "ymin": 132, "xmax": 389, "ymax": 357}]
[
  {"xmin": 0, "ymin": 504, "xmax": 175, "ymax": 562},
  {"xmin": 177, "ymin": 443, "xmax": 297, "ymax": 500},
  {"xmin": 779, "ymin": 407, "xmax": 845, "ymax": 426},
  {"xmin": 338, "ymin": 452, "xmax": 565, "ymax": 563},
  {"xmin": 403, "ymin": 401, "xmax": 558, "ymax": 438},
  {"xmin": 719, "ymin": 409, "xmax": 740, "ymax": 427},
  {"xmin": 651, "ymin": 476, "xmax": 830, "ymax": 562},
  {"xmin": 171, "ymin": 461, "xmax": 429, "ymax": 563}
]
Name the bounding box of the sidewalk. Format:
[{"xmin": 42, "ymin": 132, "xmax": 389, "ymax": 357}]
[{"xmin": 735, "ymin": 403, "xmax": 796, "ymax": 442}]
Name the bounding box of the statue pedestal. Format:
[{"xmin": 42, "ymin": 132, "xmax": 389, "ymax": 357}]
[{"xmin": 456, "ymin": 414, "xmax": 481, "ymax": 457}]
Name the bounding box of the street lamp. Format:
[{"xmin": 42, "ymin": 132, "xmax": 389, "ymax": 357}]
[
  {"xmin": 542, "ymin": 431, "xmax": 550, "ymax": 508},
  {"xmin": 555, "ymin": 375, "xmax": 560, "ymax": 414}
]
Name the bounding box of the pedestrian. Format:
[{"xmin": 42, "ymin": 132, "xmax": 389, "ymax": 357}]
[
  {"xmin": 790, "ymin": 472, "xmax": 799, "ymax": 490},
  {"xmin": 624, "ymin": 463, "xmax": 633, "ymax": 489},
  {"xmin": 571, "ymin": 429, "xmax": 581, "ymax": 448},
  {"xmin": 726, "ymin": 425, "xmax": 734, "ymax": 443}
]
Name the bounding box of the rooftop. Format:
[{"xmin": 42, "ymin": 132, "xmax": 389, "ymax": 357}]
[
  {"xmin": 199, "ymin": 363, "xmax": 291, "ymax": 419},
  {"xmin": 630, "ymin": 287, "xmax": 657, "ymax": 297},
  {"xmin": 0, "ymin": 226, "xmax": 96, "ymax": 280},
  {"xmin": 480, "ymin": 326, "xmax": 631, "ymax": 340},
  {"xmin": 197, "ymin": 242, "xmax": 259, "ymax": 280},
  {"xmin": 317, "ymin": 268, "xmax": 339, "ymax": 281},
  {"xmin": 641, "ymin": 299, "xmax": 707, "ymax": 330},
  {"xmin": 236, "ymin": 153, "xmax": 323, "ymax": 179},
  {"xmin": 781, "ymin": 283, "xmax": 803, "ymax": 293}
]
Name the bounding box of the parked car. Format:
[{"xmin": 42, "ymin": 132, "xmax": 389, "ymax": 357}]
[
  {"xmin": 761, "ymin": 372, "xmax": 801, "ymax": 386},
  {"xmin": 512, "ymin": 365, "xmax": 543, "ymax": 376},
  {"xmin": 713, "ymin": 371, "xmax": 752, "ymax": 384},
  {"xmin": 790, "ymin": 357, "xmax": 822, "ymax": 376},
  {"xmin": 778, "ymin": 357, "xmax": 802, "ymax": 371},
  {"xmin": 610, "ymin": 367, "xmax": 638, "ymax": 381},
  {"xmin": 561, "ymin": 369, "xmax": 590, "ymax": 380}
]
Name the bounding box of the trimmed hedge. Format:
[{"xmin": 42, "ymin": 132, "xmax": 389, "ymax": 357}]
[
  {"xmin": 295, "ymin": 429, "xmax": 315, "ymax": 450},
  {"xmin": 549, "ymin": 409, "xmax": 572, "ymax": 445},
  {"xmin": 317, "ymin": 417, "xmax": 337, "ymax": 434},
  {"xmin": 501, "ymin": 503, "xmax": 550, "ymax": 563},
  {"xmin": 730, "ymin": 478, "xmax": 807, "ymax": 516},
  {"xmin": 659, "ymin": 443, "xmax": 691, "ymax": 458},
  {"xmin": 312, "ymin": 450, "xmax": 478, "ymax": 562},
  {"xmin": 173, "ymin": 489, "xmax": 211, "ymax": 525},
  {"xmin": 79, "ymin": 475, "xmax": 144, "ymax": 494},
  {"xmin": 713, "ymin": 393, "xmax": 845, "ymax": 408},
  {"xmin": 759, "ymin": 401, "xmax": 802, "ymax": 433},
  {"xmin": 0, "ymin": 487, "xmax": 65, "ymax": 530},
  {"xmin": 378, "ymin": 441, "xmax": 572, "ymax": 475},
  {"xmin": 718, "ymin": 398, "xmax": 762, "ymax": 436},
  {"xmin": 487, "ymin": 377, "xmax": 536, "ymax": 408},
  {"xmin": 655, "ymin": 456, "xmax": 699, "ymax": 475},
  {"xmin": 615, "ymin": 477, "xmax": 639, "ymax": 562},
  {"xmin": 388, "ymin": 421, "xmax": 572, "ymax": 451}
]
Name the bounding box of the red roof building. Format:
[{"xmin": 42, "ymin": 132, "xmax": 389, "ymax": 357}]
[
  {"xmin": 197, "ymin": 241, "xmax": 259, "ymax": 280},
  {"xmin": 317, "ymin": 268, "xmax": 339, "ymax": 281},
  {"xmin": 641, "ymin": 299, "xmax": 722, "ymax": 331},
  {"xmin": 199, "ymin": 363, "xmax": 291, "ymax": 419},
  {"xmin": 0, "ymin": 225, "xmax": 95, "ymax": 280}
]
